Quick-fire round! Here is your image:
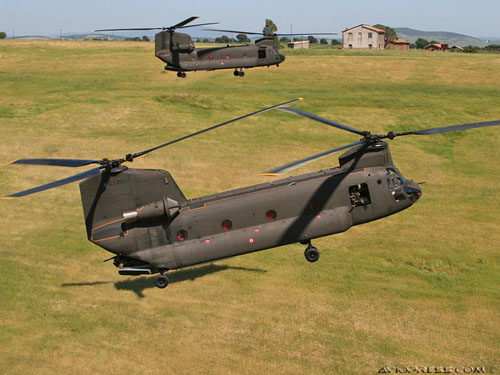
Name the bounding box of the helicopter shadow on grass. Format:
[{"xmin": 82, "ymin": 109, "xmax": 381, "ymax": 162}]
[
  {"xmin": 115, "ymin": 263, "xmax": 267, "ymax": 298},
  {"xmin": 61, "ymin": 264, "xmax": 266, "ymax": 298}
]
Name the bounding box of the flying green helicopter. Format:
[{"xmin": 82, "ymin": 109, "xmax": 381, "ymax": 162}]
[{"xmin": 3, "ymin": 99, "xmax": 499, "ymax": 288}]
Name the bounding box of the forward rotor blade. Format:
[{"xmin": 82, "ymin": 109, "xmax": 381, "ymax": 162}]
[
  {"xmin": 1, "ymin": 167, "xmax": 102, "ymax": 199},
  {"xmin": 10, "ymin": 158, "xmax": 99, "ymax": 167},
  {"xmin": 94, "ymin": 27, "xmax": 163, "ymax": 32},
  {"xmin": 203, "ymin": 28, "xmax": 263, "ymax": 35},
  {"xmin": 180, "ymin": 22, "xmax": 220, "ymax": 29},
  {"xmin": 263, "ymin": 140, "xmax": 367, "ymax": 175},
  {"xmin": 171, "ymin": 16, "xmax": 199, "ymax": 29},
  {"xmin": 275, "ymin": 33, "xmax": 338, "ymax": 36},
  {"xmin": 278, "ymin": 107, "xmax": 366, "ymax": 136},
  {"xmin": 131, "ymin": 99, "xmax": 303, "ymax": 159},
  {"xmin": 393, "ymin": 120, "xmax": 500, "ymax": 137}
]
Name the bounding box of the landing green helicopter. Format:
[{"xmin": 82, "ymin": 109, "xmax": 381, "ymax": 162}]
[{"xmin": 96, "ymin": 16, "xmax": 336, "ymax": 77}]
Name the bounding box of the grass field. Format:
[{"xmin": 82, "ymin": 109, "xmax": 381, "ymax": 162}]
[{"xmin": 0, "ymin": 40, "xmax": 499, "ymax": 375}]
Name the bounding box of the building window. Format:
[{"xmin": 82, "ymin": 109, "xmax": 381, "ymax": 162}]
[
  {"xmin": 349, "ymin": 44, "xmax": 352, "ymax": 49},
  {"xmin": 368, "ymin": 32, "xmax": 373, "ymax": 39},
  {"xmin": 358, "ymin": 32, "xmax": 362, "ymax": 42},
  {"xmin": 348, "ymin": 32, "xmax": 353, "ymax": 41},
  {"xmin": 369, "ymin": 44, "xmax": 373, "ymax": 50}
]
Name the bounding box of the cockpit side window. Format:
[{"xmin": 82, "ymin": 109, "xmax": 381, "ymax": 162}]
[
  {"xmin": 349, "ymin": 183, "xmax": 371, "ymax": 207},
  {"xmin": 386, "ymin": 168, "xmax": 406, "ymax": 202}
]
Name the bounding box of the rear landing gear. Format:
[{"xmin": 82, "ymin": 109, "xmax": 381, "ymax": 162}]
[
  {"xmin": 177, "ymin": 71, "xmax": 187, "ymax": 78},
  {"xmin": 155, "ymin": 273, "xmax": 169, "ymax": 288},
  {"xmin": 234, "ymin": 69, "xmax": 245, "ymax": 77},
  {"xmin": 304, "ymin": 242, "xmax": 320, "ymax": 263}
]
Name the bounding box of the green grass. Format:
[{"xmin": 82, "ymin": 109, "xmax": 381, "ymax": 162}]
[{"xmin": 0, "ymin": 40, "xmax": 499, "ymax": 374}]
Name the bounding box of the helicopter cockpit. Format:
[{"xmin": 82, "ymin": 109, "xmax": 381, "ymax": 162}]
[{"xmin": 386, "ymin": 167, "xmax": 421, "ymax": 203}]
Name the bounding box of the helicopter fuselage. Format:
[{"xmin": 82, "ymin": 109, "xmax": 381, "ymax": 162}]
[
  {"xmin": 154, "ymin": 31, "xmax": 285, "ymax": 73},
  {"xmin": 79, "ymin": 142, "xmax": 421, "ymax": 275}
]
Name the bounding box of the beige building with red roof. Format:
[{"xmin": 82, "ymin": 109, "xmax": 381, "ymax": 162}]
[{"xmin": 342, "ymin": 24, "xmax": 385, "ymax": 50}]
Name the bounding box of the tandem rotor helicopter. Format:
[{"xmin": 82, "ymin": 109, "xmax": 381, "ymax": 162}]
[
  {"xmin": 2, "ymin": 99, "xmax": 500, "ymax": 288},
  {"xmin": 95, "ymin": 16, "xmax": 336, "ymax": 77}
]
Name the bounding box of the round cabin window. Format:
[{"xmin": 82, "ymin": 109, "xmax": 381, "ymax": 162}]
[
  {"xmin": 265, "ymin": 210, "xmax": 277, "ymax": 221},
  {"xmin": 177, "ymin": 229, "xmax": 188, "ymax": 241},
  {"xmin": 221, "ymin": 220, "xmax": 232, "ymax": 231}
]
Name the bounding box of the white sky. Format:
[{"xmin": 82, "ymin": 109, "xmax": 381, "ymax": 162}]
[{"xmin": 1, "ymin": 0, "xmax": 499, "ymax": 38}]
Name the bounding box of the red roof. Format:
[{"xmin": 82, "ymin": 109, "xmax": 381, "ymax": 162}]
[
  {"xmin": 344, "ymin": 24, "xmax": 385, "ymax": 34},
  {"xmin": 391, "ymin": 38, "xmax": 409, "ymax": 44},
  {"xmin": 363, "ymin": 24, "xmax": 386, "ymax": 33}
]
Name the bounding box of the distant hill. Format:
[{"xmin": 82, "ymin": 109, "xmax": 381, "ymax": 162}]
[{"xmin": 394, "ymin": 27, "xmax": 491, "ymax": 47}]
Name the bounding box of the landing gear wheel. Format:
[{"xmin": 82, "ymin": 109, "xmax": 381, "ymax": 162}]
[
  {"xmin": 239, "ymin": 70, "xmax": 245, "ymax": 77},
  {"xmin": 234, "ymin": 70, "xmax": 239, "ymax": 77},
  {"xmin": 304, "ymin": 246, "xmax": 320, "ymax": 263},
  {"xmin": 181, "ymin": 72, "xmax": 186, "ymax": 78},
  {"xmin": 155, "ymin": 274, "xmax": 169, "ymax": 288},
  {"xmin": 177, "ymin": 71, "xmax": 182, "ymax": 78}
]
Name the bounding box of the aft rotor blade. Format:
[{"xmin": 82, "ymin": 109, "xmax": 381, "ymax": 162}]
[
  {"xmin": 203, "ymin": 28, "xmax": 263, "ymax": 35},
  {"xmin": 278, "ymin": 107, "xmax": 366, "ymax": 136},
  {"xmin": 94, "ymin": 27, "xmax": 163, "ymax": 32},
  {"xmin": 393, "ymin": 120, "xmax": 500, "ymax": 137},
  {"xmin": 263, "ymin": 140, "xmax": 367, "ymax": 175},
  {"xmin": 171, "ymin": 16, "xmax": 199, "ymax": 29},
  {"xmin": 1, "ymin": 167, "xmax": 102, "ymax": 199},
  {"xmin": 9, "ymin": 158, "xmax": 99, "ymax": 167},
  {"xmin": 180, "ymin": 22, "xmax": 220, "ymax": 29},
  {"xmin": 132, "ymin": 99, "xmax": 303, "ymax": 159}
]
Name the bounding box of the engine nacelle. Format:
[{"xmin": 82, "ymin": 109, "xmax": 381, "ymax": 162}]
[{"xmin": 123, "ymin": 197, "xmax": 180, "ymax": 223}]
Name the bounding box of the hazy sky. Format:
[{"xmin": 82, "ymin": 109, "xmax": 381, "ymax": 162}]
[{"xmin": 1, "ymin": 0, "xmax": 499, "ymax": 38}]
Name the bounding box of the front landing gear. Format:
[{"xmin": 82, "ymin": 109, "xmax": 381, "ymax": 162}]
[
  {"xmin": 234, "ymin": 69, "xmax": 245, "ymax": 77},
  {"xmin": 304, "ymin": 242, "xmax": 320, "ymax": 263},
  {"xmin": 155, "ymin": 273, "xmax": 169, "ymax": 288},
  {"xmin": 177, "ymin": 71, "xmax": 187, "ymax": 78}
]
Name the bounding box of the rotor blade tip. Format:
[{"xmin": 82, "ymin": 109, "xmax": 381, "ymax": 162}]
[
  {"xmin": 259, "ymin": 173, "xmax": 280, "ymax": 177},
  {"xmin": 298, "ymin": 97, "xmax": 304, "ymax": 100},
  {"xmin": 0, "ymin": 196, "xmax": 17, "ymax": 200}
]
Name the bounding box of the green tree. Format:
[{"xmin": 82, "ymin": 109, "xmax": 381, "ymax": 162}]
[
  {"xmin": 142, "ymin": 35, "xmax": 150, "ymax": 42},
  {"xmin": 236, "ymin": 33, "xmax": 250, "ymax": 43},
  {"xmin": 415, "ymin": 38, "xmax": 429, "ymax": 49},
  {"xmin": 331, "ymin": 39, "xmax": 341, "ymax": 45},
  {"xmin": 263, "ymin": 19, "xmax": 278, "ymax": 34},
  {"xmin": 373, "ymin": 24, "xmax": 398, "ymax": 48},
  {"xmin": 280, "ymin": 36, "xmax": 290, "ymax": 43},
  {"xmin": 215, "ymin": 35, "xmax": 231, "ymax": 44},
  {"xmin": 308, "ymin": 35, "xmax": 318, "ymax": 44},
  {"xmin": 0, "ymin": 31, "xmax": 6, "ymax": 39},
  {"xmin": 320, "ymin": 38, "xmax": 328, "ymax": 45},
  {"xmin": 263, "ymin": 19, "xmax": 279, "ymax": 46},
  {"xmin": 463, "ymin": 45, "xmax": 480, "ymax": 53}
]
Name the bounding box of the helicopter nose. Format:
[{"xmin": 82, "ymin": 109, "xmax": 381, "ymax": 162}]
[
  {"xmin": 404, "ymin": 182, "xmax": 422, "ymax": 203},
  {"xmin": 279, "ymin": 54, "xmax": 286, "ymax": 62}
]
